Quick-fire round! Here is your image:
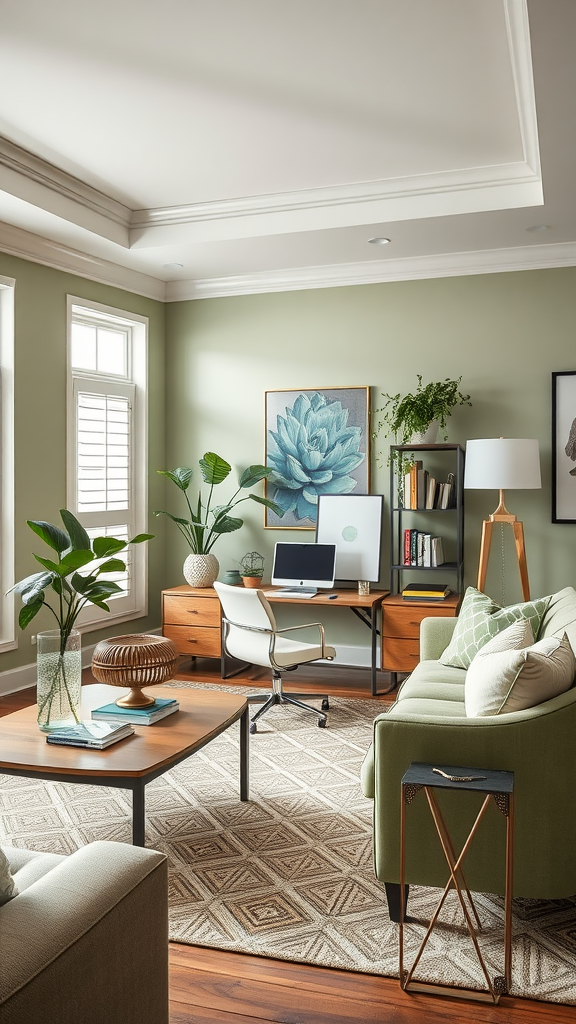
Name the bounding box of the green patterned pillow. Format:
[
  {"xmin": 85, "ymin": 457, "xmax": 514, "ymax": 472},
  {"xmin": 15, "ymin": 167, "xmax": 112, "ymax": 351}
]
[{"xmin": 439, "ymin": 587, "xmax": 551, "ymax": 670}]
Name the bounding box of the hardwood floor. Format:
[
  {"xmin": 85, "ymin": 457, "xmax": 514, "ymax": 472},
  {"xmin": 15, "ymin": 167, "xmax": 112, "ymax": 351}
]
[{"xmin": 1, "ymin": 664, "xmax": 572, "ymax": 1024}]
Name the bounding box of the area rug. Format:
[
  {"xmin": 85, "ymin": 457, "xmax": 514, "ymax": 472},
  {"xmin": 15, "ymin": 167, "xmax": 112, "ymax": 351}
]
[{"xmin": 1, "ymin": 682, "xmax": 575, "ymax": 1004}]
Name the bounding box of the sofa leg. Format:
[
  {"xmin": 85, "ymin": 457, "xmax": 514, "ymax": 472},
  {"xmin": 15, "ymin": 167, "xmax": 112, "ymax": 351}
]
[{"xmin": 384, "ymin": 882, "xmax": 409, "ymax": 922}]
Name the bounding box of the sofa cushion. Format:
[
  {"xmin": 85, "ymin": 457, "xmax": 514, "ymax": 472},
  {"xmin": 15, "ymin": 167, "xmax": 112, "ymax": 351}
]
[
  {"xmin": 397, "ymin": 660, "xmax": 466, "ymax": 703},
  {"xmin": 539, "ymin": 586, "xmax": 576, "ymax": 645},
  {"xmin": 465, "ymin": 632, "xmax": 575, "ymax": 717},
  {"xmin": 388, "ymin": 696, "xmax": 468, "ymax": 719},
  {"xmin": 0, "ymin": 846, "xmax": 18, "ymax": 904},
  {"xmin": 439, "ymin": 587, "xmax": 550, "ymax": 669}
]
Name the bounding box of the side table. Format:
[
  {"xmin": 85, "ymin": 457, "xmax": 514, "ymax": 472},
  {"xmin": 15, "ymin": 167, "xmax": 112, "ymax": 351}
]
[{"xmin": 400, "ymin": 761, "xmax": 514, "ymax": 1004}]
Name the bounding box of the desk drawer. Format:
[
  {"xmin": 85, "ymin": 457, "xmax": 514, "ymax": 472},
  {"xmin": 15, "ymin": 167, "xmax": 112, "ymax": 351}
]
[
  {"xmin": 163, "ymin": 596, "xmax": 221, "ymax": 628},
  {"xmin": 384, "ymin": 603, "xmax": 456, "ymax": 639},
  {"xmin": 382, "ymin": 637, "xmax": 420, "ymax": 672},
  {"xmin": 163, "ymin": 624, "xmax": 221, "ymax": 658}
]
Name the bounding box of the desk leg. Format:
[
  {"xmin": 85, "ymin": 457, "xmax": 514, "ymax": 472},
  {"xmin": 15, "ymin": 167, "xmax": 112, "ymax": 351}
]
[
  {"xmin": 371, "ymin": 604, "xmax": 378, "ymax": 696},
  {"xmin": 132, "ymin": 781, "xmax": 146, "ymax": 847},
  {"xmin": 239, "ymin": 706, "xmax": 249, "ymax": 801}
]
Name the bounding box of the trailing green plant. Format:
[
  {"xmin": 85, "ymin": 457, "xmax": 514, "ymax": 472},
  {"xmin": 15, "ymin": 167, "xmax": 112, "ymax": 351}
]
[
  {"xmin": 239, "ymin": 551, "xmax": 264, "ymax": 578},
  {"xmin": 372, "ymin": 375, "xmax": 471, "ymax": 452},
  {"xmin": 9, "ymin": 509, "xmax": 153, "ymax": 722},
  {"xmin": 155, "ymin": 453, "xmax": 284, "ymax": 555}
]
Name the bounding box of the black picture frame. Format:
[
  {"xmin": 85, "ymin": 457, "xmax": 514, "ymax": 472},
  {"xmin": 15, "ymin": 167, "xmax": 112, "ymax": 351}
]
[{"xmin": 552, "ymin": 370, "xmax": 576, "ymax": 523}]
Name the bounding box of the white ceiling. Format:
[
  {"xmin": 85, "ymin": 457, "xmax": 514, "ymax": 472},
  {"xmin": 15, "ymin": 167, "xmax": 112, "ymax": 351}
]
[{"xmin": 0, "ymin": 0, "xmax": 575, "ymax": 301}]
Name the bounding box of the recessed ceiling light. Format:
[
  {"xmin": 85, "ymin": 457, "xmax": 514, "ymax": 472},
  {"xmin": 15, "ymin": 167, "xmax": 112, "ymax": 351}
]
[
  {"xmin": 368, "ymin": 237, "xmax": 391, "ymax": 245},
  {"xmin": 163, "ymin": 262, "xmax": 184, "ymax": 269},
  {"xmin": 525, "ymin": 225, "xmax": 550, "ymax": 233}
]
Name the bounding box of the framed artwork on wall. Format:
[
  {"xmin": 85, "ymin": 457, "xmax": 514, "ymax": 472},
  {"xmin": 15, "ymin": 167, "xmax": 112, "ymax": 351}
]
[
  {"xmin": 264, "ymin": 386, "xmax": 370, "ymax": 529},
  {"xmin": 552, "ymin": 370, "xmax": 576, "ymax": 523}
]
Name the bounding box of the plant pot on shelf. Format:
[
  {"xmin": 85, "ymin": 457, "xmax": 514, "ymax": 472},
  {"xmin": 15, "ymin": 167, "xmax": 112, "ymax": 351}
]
[
  {"xmin": 241, "ymin": 575, "xmax": 262, "ymax": 588},
  {"xmin": 36, "ymin": 629, "xmax": 82, "ymax": 732},
  {"xmin": 409, "ymin": 420, "xmax": 439, "ymax": 444},
  {"xmin": 183, "ymin": 553, "xmax": 219, "ymax": 588}
]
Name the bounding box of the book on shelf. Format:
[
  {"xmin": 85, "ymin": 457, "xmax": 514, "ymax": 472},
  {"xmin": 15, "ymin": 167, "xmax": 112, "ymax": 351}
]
[
  {"xmin": 431, "ymin": 536, "xmax": 445, "ymax": 566},
  {"xmin": 91, "ymin": 697, "xmax": 179, "ymax": 726},
  {"xmin": 399, "ymin": 585, "xmax": 448, "ymax": 598},
  {"xmin": 403, "ymin": 472, "xmax": 411, "ymax": 509},
  {"xmin": 46, "ymin": 721, "xmax": 135, "ymax": 749},
  {"xmin": 417, "ymin": 467, "xmax": 428, "ymax": 510},
  {"xmin": 440, "ymin": 472, "xmax": 456, "ymax": 509},
  {"xmin": 409, "ymin": 461, "xmax": 423, "ymax": 510},
  {"xmin": 403, "ymin": 528, "xmax": 411, "ymax": 565},
  {"xmin": 425, "ymin": 476, "xmax": 437, "ymax": 509}
]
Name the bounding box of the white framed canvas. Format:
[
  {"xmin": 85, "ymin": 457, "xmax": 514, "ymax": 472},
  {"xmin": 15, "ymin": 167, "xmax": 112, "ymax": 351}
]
[
  {"xmin": 552, "ymin": 370, "xmax": 576, "ymax": 523},
  {"xmin": 316, "ymin": 494, "xmax": 383, "ymax": 582}
]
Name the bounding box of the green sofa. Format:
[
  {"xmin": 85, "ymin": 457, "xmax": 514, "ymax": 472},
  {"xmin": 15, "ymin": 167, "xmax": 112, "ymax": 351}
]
[{"xmin": 361, "ymin": 587, "xmax": 576, "ymax": 920}]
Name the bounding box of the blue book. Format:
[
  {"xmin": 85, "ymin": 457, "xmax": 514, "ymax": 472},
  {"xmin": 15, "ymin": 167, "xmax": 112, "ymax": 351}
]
[
  {"xmin": 91, "ymin": 697, "xmax": 179, "ymax": 726},
  {"xmin": 46, "ymin": 721, "xmax": 134, "ymax": 748}
]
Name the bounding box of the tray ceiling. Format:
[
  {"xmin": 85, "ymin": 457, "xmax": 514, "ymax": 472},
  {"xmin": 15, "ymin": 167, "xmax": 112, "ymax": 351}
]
[{"xmin": 0, "ymin": 0, "xmax": 574, "ymax": 300}]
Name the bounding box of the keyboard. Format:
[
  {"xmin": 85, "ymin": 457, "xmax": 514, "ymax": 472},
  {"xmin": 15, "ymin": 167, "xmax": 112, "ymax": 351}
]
[{"xmin": 267, "ymin": 588, "xmax": 318, "ymax": 598}]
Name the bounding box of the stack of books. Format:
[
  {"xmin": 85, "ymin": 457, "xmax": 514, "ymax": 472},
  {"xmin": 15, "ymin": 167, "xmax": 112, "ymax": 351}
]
[
  {"xmin": 403, "ymin": 530, "xmax": 445, "ymax": 567},
  {"xmin": 401, "ymin": 583, "xmax": 451, "ymax": 602},
  {"xmin": 402, "ymin": 464, "xmax": 456, "ymax": 510},
  {"xmin": 46, "ymin": 721, "xmax": 135, "ymax": 749},
  {"xmin": 91, "ymin": 696, "xmax": 179, "ymax": 726}
]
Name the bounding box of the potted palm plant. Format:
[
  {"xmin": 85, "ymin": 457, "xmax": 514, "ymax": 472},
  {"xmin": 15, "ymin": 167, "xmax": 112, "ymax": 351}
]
[
  {"xmin": 10, "ymin": 509, "xmax": 153, "ymax": 731},
  {"xmin": 155, "ymin": 453, "xmax": 283, "ymax": 587}
]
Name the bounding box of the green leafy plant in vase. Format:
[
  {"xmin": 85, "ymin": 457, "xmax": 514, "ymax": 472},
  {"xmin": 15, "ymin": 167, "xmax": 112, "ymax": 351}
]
[
  {"xmin": 155, "ymin": 452, "xmax": 283, "ymax": 588},
  {"xmin": 10, "ymin": 509, "xmax": 153, "ymax": 731},
  {"xmin": 239, "ymin": 551, "xmax": 265, "ymax": 588}
]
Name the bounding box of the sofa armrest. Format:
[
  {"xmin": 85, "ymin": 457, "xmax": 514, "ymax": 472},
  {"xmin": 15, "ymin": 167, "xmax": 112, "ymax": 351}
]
[
  {"xmin": 368, "ymin": 688, "xmax": 576, "ymax": 899},
  {"xmin": 0, "ymin": 841, "xmax": 168, "ymax": 1024},
  {"xmin": 419, "ymin": 615, "xmax": 457, "ymax": 660}
]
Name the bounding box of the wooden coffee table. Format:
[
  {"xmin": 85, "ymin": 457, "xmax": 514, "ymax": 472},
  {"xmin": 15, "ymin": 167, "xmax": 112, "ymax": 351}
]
[{"xmin": 0, "ymin": 684, "xmax": 249, "ymax": 846}]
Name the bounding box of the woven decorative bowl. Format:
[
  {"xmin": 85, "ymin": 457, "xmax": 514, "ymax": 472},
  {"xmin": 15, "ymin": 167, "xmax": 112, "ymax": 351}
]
[{"xmin": 91, "ymin": 634, "xmax": 179, "ymax": 708}]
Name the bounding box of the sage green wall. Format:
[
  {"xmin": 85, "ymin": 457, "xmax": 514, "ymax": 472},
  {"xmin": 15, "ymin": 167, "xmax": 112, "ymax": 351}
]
[
  {"xmin": 0, "ymin": 253, "xmax": 167, "ymax": 673},
  {"xmin": 165, "ymin": 269, "xmax": 576, "ymax": 646}
]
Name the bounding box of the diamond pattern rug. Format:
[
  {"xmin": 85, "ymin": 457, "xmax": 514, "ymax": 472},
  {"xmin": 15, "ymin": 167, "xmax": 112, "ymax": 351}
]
[{"xmin": 1, "ymin": 682, "xmax": 575, "ymax": 1004}]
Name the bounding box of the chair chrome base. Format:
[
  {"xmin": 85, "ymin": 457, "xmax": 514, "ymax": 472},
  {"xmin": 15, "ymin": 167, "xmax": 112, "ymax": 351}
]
[{"xmin": 248, "ymin": 672, "xmax": 329, "ymax": 732}]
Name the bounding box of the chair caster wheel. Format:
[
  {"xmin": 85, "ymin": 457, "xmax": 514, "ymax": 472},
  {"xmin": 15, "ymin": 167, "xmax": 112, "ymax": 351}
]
[
  {"xmin": 249, "ymin": 722, "xmax": 257, "ymax": 734},
  {"xmin": 321, "ymin": 699, "xmax": 330, "ymax": 711},
  {"xmin": 318, "ymin": 718, "xmax": 327, "ymax": 728}
]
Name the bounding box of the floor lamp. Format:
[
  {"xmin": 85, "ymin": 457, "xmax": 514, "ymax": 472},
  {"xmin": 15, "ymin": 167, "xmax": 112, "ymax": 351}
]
[{"xmin": 464, "ymin": 438, "xmax": 541, "ymax": 601}]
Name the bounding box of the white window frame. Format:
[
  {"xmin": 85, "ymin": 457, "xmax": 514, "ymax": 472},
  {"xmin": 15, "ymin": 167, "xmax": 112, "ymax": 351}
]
[
  {"xmin": 67, "ymin": 296, "xmax": 148, "ymax": 631},
  {"xmin": 0, "ymin": 276, "xmax": 15, "ymax": 652}
]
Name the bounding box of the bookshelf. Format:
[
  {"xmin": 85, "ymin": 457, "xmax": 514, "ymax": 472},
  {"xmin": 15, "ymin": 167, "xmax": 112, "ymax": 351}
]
[{"xmin": 383, "ymin": 443, "xmax": 465, "ymax": 680}]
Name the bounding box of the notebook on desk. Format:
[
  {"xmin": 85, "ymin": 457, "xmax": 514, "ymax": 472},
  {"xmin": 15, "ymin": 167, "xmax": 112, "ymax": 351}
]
[{"xmin": 267, "ymin": 542, "xmax": 336, "ymax": 598}]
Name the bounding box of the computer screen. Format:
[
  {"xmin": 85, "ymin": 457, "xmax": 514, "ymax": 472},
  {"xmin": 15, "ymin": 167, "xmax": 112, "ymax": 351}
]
[{"xmin": 271, "ymin": 542, "xmax": 337, "ymax": 589}]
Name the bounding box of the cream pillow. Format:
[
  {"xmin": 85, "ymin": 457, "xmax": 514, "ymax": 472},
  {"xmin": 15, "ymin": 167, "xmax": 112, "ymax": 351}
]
[
  {"xmin": 0, "ymin": 847, "xmax": 18, "ymax": 905},
  {"xmin": 465, "ymin": 629, "xmax": 575, "ymax": 718}
]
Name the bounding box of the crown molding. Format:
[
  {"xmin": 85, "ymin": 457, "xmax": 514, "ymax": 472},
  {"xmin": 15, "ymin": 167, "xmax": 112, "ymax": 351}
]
[
  {"xmin": 0, "ymin": 222, "xmax": 165, "ymax": 301},
  {"xmin": 0, "ymin": 137, "xmax": 131, "ymax": 245},
  {"xmin": 165, "ymin": 241, "xmax": 576, "ymax": 301}
]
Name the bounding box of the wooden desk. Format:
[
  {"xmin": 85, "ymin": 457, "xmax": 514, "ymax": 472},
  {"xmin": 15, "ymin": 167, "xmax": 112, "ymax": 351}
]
[{"xmin": 162, "ymin": 585, "xmax": 389, "ymax": 696}]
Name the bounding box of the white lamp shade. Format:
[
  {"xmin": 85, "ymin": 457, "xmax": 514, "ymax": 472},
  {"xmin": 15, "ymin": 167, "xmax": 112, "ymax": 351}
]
[{"xmin": 464, "ymin": 438, "xmax": 541, "ymax": 490}]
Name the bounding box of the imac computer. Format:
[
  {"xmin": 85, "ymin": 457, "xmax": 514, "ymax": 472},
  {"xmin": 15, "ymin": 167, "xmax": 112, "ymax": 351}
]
[{"xmin": 270, "ymin": 542, "xmax": 337, "ymax": 598}]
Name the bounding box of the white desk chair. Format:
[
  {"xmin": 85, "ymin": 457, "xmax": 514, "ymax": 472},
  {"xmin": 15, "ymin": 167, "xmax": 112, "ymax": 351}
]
[{"xmin": 214, "ymin": 582, "xmax": 335, "ymax": 733}]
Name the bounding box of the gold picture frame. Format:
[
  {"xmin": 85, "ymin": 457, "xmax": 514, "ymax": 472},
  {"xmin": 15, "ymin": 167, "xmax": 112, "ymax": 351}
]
[{"xmin": 264, "ymin": 386, "xmax": 370, "ymax": 529}]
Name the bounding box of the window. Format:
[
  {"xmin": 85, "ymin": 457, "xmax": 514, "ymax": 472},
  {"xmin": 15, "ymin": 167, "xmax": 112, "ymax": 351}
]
[
  {"xmin": 0, "ymin": 276, "xmax": 15, "ymax": 652},
  {"xmin": 67, "ymin": 297, "xmax": 148, "ymax": 630}
]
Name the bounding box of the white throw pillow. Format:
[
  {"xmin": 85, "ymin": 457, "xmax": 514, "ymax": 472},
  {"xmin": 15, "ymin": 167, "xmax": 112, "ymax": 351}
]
[
  {"xmin": 0, "ymin": 847, "xmax": 18, "ymax": 905},
  {"xmin": 465, "ymin": 629, "xmax": 575, "ymax": 718}
]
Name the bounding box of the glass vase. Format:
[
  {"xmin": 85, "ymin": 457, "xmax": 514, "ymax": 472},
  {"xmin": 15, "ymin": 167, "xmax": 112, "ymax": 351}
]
[{"xmin": 36, "ymin": 629, "xmax": 82, "ymax": 732}]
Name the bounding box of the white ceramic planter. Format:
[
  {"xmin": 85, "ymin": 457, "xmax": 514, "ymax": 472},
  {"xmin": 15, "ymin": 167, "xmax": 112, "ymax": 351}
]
[
  {"xmin": 409, "ymin": 420, "xmax": 439, "ymax": 444},
  {"xmin": 183, "ymin": 553, "xmax": 219, "ymax": 588}
]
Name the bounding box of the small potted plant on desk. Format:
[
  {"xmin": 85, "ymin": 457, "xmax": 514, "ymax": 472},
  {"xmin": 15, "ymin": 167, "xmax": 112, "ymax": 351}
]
[{"xmin": 239, "ymin": 551, "xmax": 265, "ymax": 588}]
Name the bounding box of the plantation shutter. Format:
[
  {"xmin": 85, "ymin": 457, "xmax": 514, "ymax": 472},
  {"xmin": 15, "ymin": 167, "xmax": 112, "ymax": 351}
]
[{"xmin": 74, "ymin": 379, "xmax": 134, "ymax": 517}]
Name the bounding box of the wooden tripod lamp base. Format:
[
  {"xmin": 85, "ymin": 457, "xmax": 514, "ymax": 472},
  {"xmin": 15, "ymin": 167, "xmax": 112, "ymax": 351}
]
[{"xmin": 477, "ymin": 490, "xmax": 530, "ymax": 601}]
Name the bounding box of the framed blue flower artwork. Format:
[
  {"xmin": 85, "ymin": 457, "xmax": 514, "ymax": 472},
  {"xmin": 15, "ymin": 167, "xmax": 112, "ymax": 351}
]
[{"xmin": 264, "ymin": 386, "xmax": 370, "ymax": 529}]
